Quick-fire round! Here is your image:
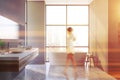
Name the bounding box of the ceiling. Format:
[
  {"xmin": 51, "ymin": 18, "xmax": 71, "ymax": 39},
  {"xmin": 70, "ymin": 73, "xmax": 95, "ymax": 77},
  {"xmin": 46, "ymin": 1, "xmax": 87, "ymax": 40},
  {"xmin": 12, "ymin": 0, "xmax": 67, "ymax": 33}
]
[{"xmin": 27, "ymin": 0, "xmax": 93, "ymax": 5}]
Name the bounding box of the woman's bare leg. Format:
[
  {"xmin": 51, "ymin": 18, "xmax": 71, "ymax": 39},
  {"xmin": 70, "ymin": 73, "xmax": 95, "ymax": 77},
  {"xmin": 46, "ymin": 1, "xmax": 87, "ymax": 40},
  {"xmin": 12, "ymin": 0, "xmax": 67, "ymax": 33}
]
[
  {"xmin": 64, "ymin": 54, "xmax": 70, "ymax": 73},
  {"xmin": 65, "ymin": 57, "xmax": 69, "ymax": 72},
  {"xmin": 70, "ymin": 54, "xmax": 77, "ymax": 70},
  {"xmin": 71, "ymin": 55, "xmax": 78, "ymax": 79}
]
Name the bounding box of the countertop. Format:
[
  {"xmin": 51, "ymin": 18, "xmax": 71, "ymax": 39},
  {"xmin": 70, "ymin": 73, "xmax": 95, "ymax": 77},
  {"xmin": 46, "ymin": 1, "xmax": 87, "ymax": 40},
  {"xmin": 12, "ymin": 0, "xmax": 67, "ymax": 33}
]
[{"xmin": 0, "ymin": 48, "xmax": 39, "ymax": 60}]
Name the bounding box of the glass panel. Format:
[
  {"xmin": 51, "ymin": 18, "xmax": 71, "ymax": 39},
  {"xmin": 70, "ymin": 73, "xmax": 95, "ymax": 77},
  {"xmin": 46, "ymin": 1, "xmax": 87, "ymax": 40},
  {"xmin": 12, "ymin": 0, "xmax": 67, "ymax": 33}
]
[
  {"xmin": 46, "ymin": 47, "xmax": 88, "ymax": 61},
  {"xmin": 46, "ymin": 47, "xmax": 88, "ymax": 53},
  {"xmin": 46, "ymin": 26, "xmax": 66, "ymax": 46},
  {"xmin": 46, "ymin": 6, "xmax": 89, "ymax": 60},
  {"xmin": 74, "ymin": 47, "xmax": 88, "ymax": 53},
  {"xmin": 67, "ymin": 26, "xmax": 88, "ymax": 46},
  {"xmin": 46, "ymin": 47, "xmax": 66, "ymax": 53},
  {"xmin": 67, "ymin": 6, "xmax": 88, "ymax": 25},
  {"xmin": 46, "ymin": 6, "xmax": 66, "ymax": 25}
]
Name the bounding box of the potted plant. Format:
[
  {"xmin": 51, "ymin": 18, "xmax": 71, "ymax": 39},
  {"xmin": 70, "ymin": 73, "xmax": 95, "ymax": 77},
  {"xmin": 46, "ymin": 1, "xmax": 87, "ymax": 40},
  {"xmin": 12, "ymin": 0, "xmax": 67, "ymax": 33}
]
[{"xmin": 0, "ymin": 40, "xmax": 5, "ymax": 50}]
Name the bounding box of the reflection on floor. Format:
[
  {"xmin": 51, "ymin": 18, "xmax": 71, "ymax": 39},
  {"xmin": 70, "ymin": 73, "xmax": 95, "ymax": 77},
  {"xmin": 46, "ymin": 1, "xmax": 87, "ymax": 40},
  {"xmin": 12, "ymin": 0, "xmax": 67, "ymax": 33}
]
[{"xmin": 25, "ymin": 63, "xmax": 116, "ymax": 80}]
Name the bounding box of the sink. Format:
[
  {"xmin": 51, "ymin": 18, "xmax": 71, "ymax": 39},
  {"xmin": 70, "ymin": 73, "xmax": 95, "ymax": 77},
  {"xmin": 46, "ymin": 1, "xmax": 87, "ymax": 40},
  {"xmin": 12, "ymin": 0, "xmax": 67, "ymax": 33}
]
[
  {"xmin": 0, "ymin": 50, "xmax": 9, "ymax": 55},
  {"xmin": 9, "ymin": 48, "xmax": 25, "ymax": 53}
]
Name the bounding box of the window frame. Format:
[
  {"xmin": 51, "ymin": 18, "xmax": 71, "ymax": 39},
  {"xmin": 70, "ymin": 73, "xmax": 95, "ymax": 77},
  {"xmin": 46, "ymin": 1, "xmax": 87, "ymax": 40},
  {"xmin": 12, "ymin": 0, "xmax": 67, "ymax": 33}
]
[{"xmin": 45, "ymin": 5, "xmax": 90, "ymax": 61}]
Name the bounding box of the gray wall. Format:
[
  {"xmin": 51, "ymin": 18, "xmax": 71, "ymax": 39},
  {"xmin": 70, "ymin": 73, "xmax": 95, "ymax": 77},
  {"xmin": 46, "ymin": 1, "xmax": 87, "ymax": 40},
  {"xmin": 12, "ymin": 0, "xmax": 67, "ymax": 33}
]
[
  {"xmin": 27, "ymin": 1, "xmax": 45, "ymax": 53},
  {"xmin": 89, "ymin": 0, "xmax": 108, "ymax": 71},
  {"xmin": 0, "ymin": 0, "xmax": 25, "ymax": 26}
]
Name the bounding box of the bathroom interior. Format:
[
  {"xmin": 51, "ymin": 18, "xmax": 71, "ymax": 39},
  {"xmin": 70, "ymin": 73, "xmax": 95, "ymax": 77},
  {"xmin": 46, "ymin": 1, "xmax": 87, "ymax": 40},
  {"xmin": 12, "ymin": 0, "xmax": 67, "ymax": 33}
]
[{"xmin": 0, "ymin": 0, "xmax": 120, "ymax": 80}]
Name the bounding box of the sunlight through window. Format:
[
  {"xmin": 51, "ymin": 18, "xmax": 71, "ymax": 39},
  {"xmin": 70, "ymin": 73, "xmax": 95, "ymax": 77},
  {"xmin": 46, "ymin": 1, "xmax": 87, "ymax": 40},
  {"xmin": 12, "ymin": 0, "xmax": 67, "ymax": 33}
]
[
  {"xmin": 46, "ymin": 6, "xmax": 89, "ymax": 54},
  {"xmin": 67, "ymin": 6, "xmax": 88, "ymax": 25},
  {"xmin": 46, "ymin": 6, "xmax": 66, "ymax": 25},
  {"xmin": 46, "ymin": 26, "xmax": 66, "ymax": 46}
]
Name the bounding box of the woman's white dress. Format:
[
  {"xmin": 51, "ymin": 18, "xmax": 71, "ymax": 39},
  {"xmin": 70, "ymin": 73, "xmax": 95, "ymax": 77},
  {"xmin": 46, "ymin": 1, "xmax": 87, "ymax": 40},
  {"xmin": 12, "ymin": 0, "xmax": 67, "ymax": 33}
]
[{"xmin": 66, "ymin": 33, "xmax": 75, "ymax": 54}]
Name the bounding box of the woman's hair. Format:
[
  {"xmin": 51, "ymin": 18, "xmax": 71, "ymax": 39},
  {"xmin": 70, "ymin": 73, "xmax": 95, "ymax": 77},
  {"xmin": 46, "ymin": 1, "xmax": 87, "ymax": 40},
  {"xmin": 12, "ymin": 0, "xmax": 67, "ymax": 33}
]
[{"xmin": 67, "ymin": 27, "xmax": 73, "ymax": 32}]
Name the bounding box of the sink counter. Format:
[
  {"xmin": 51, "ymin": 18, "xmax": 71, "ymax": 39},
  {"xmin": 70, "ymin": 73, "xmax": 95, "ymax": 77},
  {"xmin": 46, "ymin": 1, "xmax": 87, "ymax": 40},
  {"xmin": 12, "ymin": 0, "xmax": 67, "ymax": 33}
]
[
  {"xmin": 0, "ymin": 48, "xmax": 38, "ymax": 60},
  {"xmin": 0, "ymin": 48, "xmax": 39, "ymax": 72}
]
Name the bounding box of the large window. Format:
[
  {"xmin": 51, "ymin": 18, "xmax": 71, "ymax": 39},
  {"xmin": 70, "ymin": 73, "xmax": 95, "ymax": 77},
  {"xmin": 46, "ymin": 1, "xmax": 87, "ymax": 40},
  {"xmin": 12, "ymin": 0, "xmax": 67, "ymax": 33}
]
[{"xmin": 46, "ymin": 6, "xmax": 89, "ymax": 60}]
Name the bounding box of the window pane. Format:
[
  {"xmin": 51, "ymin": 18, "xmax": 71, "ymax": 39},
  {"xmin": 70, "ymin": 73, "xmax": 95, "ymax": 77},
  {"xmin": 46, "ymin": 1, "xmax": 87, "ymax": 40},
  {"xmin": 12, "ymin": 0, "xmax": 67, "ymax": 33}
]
[
  {"xmin": 46, "ymin": 47, "xmax": 88, "ymax": 53},
  {"xmin": 46, "ymin": 6, "xmax": 66, "ymax": 25},
  {"xmin": 74, "ymin": 48, "xmax": 88, "ymax": 53},
  {"xmin": 67, "ymin": 26, "xmax": 88, "ymax": 46},
  {"xmin": 67, "ymin": 6, "xmax": 88, "ymax": 25},
  {"xmin": 46, "ymin": 26, "xmax": 66, "ymax": 46},
  {"xmin": 46, "ymin": 47, "xmax": 66, "ymax": 53}
]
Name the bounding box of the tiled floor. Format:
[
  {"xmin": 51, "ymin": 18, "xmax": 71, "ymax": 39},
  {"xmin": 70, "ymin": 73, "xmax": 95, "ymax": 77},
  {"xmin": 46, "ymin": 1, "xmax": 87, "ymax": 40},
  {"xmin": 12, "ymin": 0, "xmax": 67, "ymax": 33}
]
[
  {"xmin": 13, "ymin": 53, "xmax": 117, "ymax": 80},
  {"xmin": 13, "ymin": 54, "xmax": 44, "ymax": 80},
  {"xmin": 24, "ymin": 63, "xmax": 117, "ymax": 80}
]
